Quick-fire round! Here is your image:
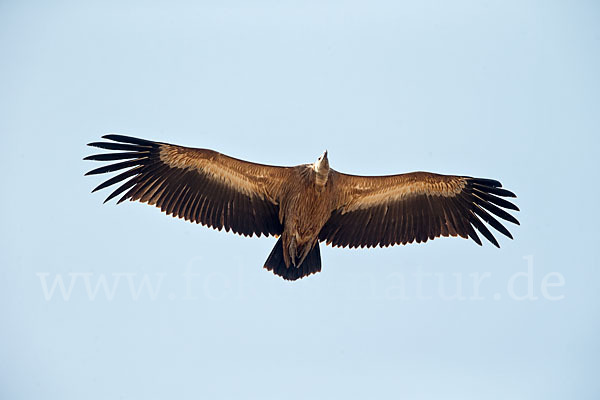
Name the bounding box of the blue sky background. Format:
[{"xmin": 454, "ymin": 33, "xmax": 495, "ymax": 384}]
[{"xmin": 1, "ymin": 1, "xmax": 599, "ymax": 399}]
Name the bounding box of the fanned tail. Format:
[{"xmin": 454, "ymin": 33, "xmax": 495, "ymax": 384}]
[{"xmin": 263, "ymin": 238, "xmax": 321, "ymax": 281}]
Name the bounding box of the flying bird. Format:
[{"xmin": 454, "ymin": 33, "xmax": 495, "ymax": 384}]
[{"xmin": 85, "ymin": 135, "xmax": 519, "ymax": 281}]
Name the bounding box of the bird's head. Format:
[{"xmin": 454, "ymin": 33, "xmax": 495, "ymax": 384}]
[{"xmin": 314, "ymin": 150, "xmax": 329, "ymax": 175}]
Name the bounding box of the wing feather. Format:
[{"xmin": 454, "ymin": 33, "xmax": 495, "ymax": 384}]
[
  {"xmin": 85, "ymin": 135, "xmax": 290, "ymax": 237},
  {"xmin": 319, "ymin": 171, "xmax": 519, "ymax": 248}
]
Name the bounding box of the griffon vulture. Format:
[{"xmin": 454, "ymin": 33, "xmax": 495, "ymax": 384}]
[{"xmin": 85, "ymin": 135, "xmax": 520, "ymax": 281}]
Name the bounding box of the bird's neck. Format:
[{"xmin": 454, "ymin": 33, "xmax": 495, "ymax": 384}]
[{"xmin": 314, "ymin": 168, "xmax": 329, "ymax": 188}]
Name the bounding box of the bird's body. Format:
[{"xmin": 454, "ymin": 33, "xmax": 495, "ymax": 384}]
[
  {"xmin": 278, "ymin": 160, "xmax": 334, "ymax": 268},
  {"xmin": 86, "ymin": 135, "xmax": 520, "ymax": 281}
]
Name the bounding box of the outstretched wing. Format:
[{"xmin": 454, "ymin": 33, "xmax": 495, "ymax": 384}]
[
  {"xmin": 85, "ymin": 135, "xmax": 292, "ymax": 237},
  {"xmin": 319, "ymin": 171, "xmax": 519, "ymax": 248}
]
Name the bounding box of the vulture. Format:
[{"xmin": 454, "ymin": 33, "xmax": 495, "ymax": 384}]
[{"xmin": 85, "ymin": 135, "xmax": 520, "ymax": 281}]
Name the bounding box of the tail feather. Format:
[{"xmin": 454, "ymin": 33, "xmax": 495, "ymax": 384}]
[{"xmin": 264, "ymin": 238, "xmax": 321, "ymax": 281}]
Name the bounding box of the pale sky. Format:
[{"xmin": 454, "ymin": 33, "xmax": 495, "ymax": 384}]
[{"xmin": 1, "ymin": 1, "xmax": 599, "ymax": 399}]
